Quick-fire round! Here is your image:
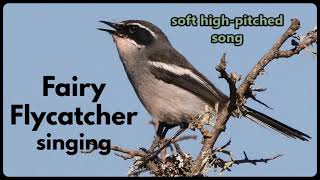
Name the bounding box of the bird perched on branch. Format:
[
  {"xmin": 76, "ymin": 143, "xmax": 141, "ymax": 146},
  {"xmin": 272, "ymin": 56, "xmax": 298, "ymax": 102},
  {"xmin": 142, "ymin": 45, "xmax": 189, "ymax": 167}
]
[{"xmin": 98, "ymin": 20, "xmax": 310, "ymax": 153}]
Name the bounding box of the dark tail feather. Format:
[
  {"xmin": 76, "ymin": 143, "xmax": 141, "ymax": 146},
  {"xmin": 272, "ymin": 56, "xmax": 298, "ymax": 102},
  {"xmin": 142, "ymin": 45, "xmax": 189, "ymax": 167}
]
[{"xmin": 244, "ymin": 106, "xmax": 311, "ymax": 141}]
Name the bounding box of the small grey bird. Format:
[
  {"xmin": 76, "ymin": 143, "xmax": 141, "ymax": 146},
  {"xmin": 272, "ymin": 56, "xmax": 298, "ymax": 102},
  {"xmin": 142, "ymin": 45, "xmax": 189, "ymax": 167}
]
[{"xmin": 98, "ymin": 20, "xmax": 310, "ymax": 144}]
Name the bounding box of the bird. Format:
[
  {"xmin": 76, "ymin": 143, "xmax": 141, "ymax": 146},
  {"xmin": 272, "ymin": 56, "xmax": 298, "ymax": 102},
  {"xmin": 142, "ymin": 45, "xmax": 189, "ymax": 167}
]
[{"xmin": 97, "ymin": 20, "xmax": 311, "ymax": 150}]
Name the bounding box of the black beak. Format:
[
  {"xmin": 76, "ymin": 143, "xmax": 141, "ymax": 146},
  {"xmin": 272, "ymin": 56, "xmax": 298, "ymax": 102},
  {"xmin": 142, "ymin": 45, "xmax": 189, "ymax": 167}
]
[{"xmin": 97, "ymin": 21, "xmax": 121, "ymax": 34}]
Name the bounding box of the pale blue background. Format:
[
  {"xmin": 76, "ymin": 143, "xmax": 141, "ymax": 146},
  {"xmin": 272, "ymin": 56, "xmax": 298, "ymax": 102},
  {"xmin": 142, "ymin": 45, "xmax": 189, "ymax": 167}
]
[{"xmin": 3, "ymin": 3, "xmax": 317, "ymax": 177}]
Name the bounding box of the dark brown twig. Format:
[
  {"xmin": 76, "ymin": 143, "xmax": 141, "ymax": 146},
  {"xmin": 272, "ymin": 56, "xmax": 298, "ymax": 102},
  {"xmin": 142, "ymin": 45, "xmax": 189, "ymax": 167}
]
[
  {"xmin": 233, "ymin": 152, "xmax": 283, "ymax": 165},
  {"xmin": 190, "ymin": 18, "xmax": 316, "ymax": 176},
  {"xmin": 111, "ymin": 146, "xmax": 147, "ymax": 160}
]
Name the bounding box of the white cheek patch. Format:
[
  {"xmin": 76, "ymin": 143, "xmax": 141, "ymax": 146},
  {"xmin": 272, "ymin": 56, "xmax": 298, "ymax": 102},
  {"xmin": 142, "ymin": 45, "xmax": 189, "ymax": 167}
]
[
  {"xmin": 125, "ymin": 37, "xmax": 143, "ymax": 49},
  {"xmin": 113, "ymin": 35, "xmax": 144, "ymax": 50}
]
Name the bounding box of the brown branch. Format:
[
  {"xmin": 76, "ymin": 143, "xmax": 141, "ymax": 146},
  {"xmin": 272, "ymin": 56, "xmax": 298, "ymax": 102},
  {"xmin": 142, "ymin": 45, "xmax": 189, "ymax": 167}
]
[
  {"xmin": 277, "ymin": 28, "xmax": 317, "ymax": 58},
  {"xmin": 190, "ymin": 18, "xmax": 316, "ymax": 176},
  {"xmin": 208, "ymin": 140, "xmax": 282, "ymax": 175},
  {"xmin": 171, "ymin": 135, "xmax": 197, "ymax": 143},
  {"xmin": 233, "ymin": 152, "xmax": 283, "ymax": 165},
  {"xmin": 112, "ymin": 145, "xmax": 163, "ymax": 176},
  {"xmin": 213, "ymin": 138, "xmax": 233, "ymax": 156},
  {"xmin": 173, "ymin": 142, "xmax": 186, "ymax": 158},
  {"xmin": 191, "ymin": 54, "xmax": 238, "ymax": 175},
  {"xmin": 111, "ymin": 145, "xmax": 147, "ymax": 160},
  {"xmin": 244, "ymin": 88, "xmax": 273, "ymax": 109},
  {"xmin": 190, "ymin": 104, "xmax": 233, "ymax": 175},
  {"xmin": 215, "ymin": 152, "xmax": 282, "ymax": 176},
  {"xmin": 128, "ymin": 169, "xmax": 148, "ymax": 177},
  {"xmin": 214, "ymin": 138, "xmax": 232, "ymax": 152},
  {"xmin": 215, "ymin": 53, "xmax": 240, "ymax": 100},
  {"xmin": 237, "ymin": 18, "xmax": 316, "ymax": 103},
  {"xmin": 111, "ymin": 134, "xmax": 197, "ymax": 176},
  {"xmin": 159, "ymin": 135, "xmax": 197, "ymax": 160}
]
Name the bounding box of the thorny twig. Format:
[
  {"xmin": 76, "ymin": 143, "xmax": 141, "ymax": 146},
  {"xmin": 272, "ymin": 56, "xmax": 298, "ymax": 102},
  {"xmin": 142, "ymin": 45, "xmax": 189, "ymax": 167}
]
[
  {"xmin": 208, "ymin": 139, "xmax": 282, "ymax": 176},
  {"xmin": 191, "ymin": 18, "xmax": 316, "ymax": 175}
]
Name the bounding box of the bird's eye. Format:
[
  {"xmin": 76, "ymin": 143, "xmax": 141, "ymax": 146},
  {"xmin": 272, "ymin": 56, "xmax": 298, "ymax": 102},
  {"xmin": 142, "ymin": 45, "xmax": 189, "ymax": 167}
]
[{"xmin": 128, "ymin": 25, "xmax": 138, "ymax": 34}]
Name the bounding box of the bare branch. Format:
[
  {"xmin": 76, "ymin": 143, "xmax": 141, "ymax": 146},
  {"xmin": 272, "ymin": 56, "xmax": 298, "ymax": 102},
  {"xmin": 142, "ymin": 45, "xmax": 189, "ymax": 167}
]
[
  {"xmin": 251, "ymin": 87, "xmax": 267, "ymax": 92},
  {"xmin": 172, "ymin": 135, "xmax": 197, "ymax": 143},
  {"xmin": 214, "ymin": 138, "xmax": 232, "ymax": 152},
  {"xmin": 278, "ymin": 28, "xmax": 317, "ymax": 58},
  {"xmin": 215, "ymin": 53, "xmax": 240, "ymax": 100},
  {"xmin": 190, "ymin": 18, "xmax": 316, "ymax": 176},
  {"xmin": 173, "ymin": 142, "xmax": 186, "ymax": 158},
  {"xmin": 233, "ymin": 152, "xmax": 283, "ymax": 165},
  {"xmin": 244, "ymin": 88, "xmax": 273, "ymax": 109},
  {"xmin": 111, "ymin": 145, "xmax": 147, "ymax": 159},
  {"xmin": 237, "ymin": 18, "xmax": 317, "ymax": 103},
  {"xmin": 128, "ymin": 169, "xmax": 148, "ymax": 177}
]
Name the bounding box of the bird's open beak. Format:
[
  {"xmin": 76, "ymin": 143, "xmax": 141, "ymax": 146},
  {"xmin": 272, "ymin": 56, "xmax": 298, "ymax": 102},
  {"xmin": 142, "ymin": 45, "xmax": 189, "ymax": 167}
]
[{"xmin": 97, "ymin": 21, "xmax": 121, "ymax": 35}]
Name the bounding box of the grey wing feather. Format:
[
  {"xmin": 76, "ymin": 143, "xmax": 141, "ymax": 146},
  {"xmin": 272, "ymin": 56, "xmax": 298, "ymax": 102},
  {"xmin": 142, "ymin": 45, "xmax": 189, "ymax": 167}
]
[{"xmin": 148, "ymin": 49, "xmax": 228, "ymax": 107}]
